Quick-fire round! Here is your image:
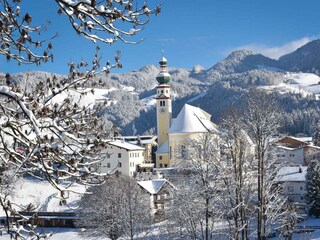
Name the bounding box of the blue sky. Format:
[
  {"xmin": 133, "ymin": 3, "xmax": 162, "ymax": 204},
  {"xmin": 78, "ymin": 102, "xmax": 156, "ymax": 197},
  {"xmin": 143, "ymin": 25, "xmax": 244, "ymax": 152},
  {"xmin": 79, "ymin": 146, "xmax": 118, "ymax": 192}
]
[{"xmin": 2, "ymin": 0, "xmax": 320, "ymax": 74}]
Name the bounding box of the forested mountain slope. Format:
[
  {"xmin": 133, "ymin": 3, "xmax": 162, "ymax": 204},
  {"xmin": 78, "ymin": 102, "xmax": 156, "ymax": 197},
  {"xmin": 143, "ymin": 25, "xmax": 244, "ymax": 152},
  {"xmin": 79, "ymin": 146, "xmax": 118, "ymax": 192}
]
[{"xmin": 4, "ymin": 39, "xmax": 320, "ymax": 136}]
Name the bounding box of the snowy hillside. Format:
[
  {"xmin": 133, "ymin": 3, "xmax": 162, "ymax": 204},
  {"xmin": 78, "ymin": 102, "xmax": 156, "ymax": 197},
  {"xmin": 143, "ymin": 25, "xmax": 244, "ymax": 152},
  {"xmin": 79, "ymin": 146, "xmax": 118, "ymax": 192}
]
[
  {"xmin": 140, "ymin": 94, "xmax": 156, "ymax": 108},
  {"xmin": 6, "ymin": 39, "xmax": 320, "ymax": 136},
  {"xmin": 260, "ymin": 72, "xmax": 320, "ymax": 99},
  {"xmin": 50, "ymin": 88, "xmax": 118, "ymax": 107}
]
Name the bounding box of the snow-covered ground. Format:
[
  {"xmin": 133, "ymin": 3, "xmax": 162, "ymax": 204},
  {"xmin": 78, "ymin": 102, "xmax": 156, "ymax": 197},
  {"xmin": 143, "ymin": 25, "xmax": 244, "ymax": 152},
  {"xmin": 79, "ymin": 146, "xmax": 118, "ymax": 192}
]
[
  {"xmin": 2, "ymin": 217, "xmax": 320, "ymax": 239},
  {"xmin": 50, "ymin": 87, "xmax": 118, "ymax": 108},
  {"xmin": 187, "ymin": 93, "xmax": 207, "ymax": 103},
  {"xmin": 260, "ymin": 72, "xmax": 320, "ymax": 99},
  {"xmin": 0, "ymin": 228, "xmax": 85, "ymax": 240},
  {"xmin": 121, "ymin": 85, "xmax": 135, "ymax": 93},
  {"xmin": 0, "ymin": 177, "xmax": 86, "ymax": 217},
  {"xmin": 140, "ymin": 94, "xmax": 156, "ymax": 108}
]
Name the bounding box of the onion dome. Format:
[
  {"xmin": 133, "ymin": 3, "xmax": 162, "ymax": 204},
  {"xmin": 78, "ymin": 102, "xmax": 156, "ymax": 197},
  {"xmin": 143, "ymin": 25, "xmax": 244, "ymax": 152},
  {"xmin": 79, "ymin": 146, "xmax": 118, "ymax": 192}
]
[{"xmin": 156, "ymin": 56, "xmax": 171, "ymax": 84}]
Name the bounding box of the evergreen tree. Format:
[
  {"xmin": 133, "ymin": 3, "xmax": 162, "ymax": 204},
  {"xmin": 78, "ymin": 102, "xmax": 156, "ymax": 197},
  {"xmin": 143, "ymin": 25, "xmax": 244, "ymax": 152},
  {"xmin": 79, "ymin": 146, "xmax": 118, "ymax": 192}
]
[
  {"xmin": 306, "ymin": 161, "xmax": 320, "ymax": 217},
  {"xmin": 312, "ymin": 121, "xmax": 320, "ymax": 146}
]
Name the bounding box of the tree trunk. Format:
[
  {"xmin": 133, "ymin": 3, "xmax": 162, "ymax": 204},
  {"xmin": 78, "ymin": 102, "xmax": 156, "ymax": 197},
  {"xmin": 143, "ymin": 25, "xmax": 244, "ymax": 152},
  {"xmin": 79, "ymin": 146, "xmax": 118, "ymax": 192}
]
[
  {"xmin": 0, "ymin": 197, "xmax": 10, "ymax": 234},
  {"xmin": 205, "ymin": 197, "xmax": 209, "ymax": 240}
]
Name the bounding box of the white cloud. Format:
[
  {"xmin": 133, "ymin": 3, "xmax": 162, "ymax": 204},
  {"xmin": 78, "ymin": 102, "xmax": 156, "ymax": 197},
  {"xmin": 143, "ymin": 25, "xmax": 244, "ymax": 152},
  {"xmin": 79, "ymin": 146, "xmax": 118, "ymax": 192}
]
[{"xmin": 234, "ymin": 37, "xmax": 316, "ymax": 59}]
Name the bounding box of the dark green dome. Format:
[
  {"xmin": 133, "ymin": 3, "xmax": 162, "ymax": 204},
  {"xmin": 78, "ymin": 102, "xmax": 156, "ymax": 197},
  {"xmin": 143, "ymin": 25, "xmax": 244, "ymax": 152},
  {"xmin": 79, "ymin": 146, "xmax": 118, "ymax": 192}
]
[
  {"xmin": 156, "ymin": 72, "xmax": 171, "ymax": 84},
  {"xmin": 156, "ymin": 56, "xmax": 171, "ymax": 84}
]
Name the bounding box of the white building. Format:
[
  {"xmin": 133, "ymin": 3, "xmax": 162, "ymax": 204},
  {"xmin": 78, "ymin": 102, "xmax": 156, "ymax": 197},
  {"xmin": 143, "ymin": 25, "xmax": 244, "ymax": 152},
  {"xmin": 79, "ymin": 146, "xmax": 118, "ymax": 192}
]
[
  {"xmin": 99, "ymin": 140, "xmax": 145, "ymax": 177},
  {"xmin": 275, "ymin": 146, "xmax": 305, "ymax": 166},
  {"xmin": 274, "ymin": 136, "xmax": 320, "ymax": 166},
  {"xmin": 114, "ymin": 135, "xmax": 157, "ymax": 163},
  {"xmin": 274, "ymin": 166, "xmax": 307, "ymax": 206},
  {"xmin": 137, "ymin": 179, "xmax": 175, "ymax": 220}
]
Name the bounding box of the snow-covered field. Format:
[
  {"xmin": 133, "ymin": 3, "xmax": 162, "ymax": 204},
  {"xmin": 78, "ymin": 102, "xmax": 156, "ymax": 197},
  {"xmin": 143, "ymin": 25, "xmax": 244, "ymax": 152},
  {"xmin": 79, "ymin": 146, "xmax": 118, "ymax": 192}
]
[
  {"xmin": 0, "ymin": 228, "xmax": 84, "ymax": 240},
  {"xmin": 0, "ymin": 177, "xmax": 85, "ymax": 216},
  {"xmin": 2, "ymin": 217, "xmax": 320, "ymax": 239},
  {"xmin": 140, "ymin": 94, "xmax": 156, "ymax": 108},
  {"xmin": 50, "ymin": 87, "xmax": 118, "ymax": 108},
  {"xmin": 260, "ymin": 72, "xmax": 320, "ymax": 99}
]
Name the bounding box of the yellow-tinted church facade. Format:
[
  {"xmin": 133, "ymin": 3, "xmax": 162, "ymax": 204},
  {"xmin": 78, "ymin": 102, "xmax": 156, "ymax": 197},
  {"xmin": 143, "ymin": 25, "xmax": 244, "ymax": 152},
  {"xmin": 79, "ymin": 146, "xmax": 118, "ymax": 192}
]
[{"xmin": 155, "ymin": 57, "xmax": 218, "ymax": 167}]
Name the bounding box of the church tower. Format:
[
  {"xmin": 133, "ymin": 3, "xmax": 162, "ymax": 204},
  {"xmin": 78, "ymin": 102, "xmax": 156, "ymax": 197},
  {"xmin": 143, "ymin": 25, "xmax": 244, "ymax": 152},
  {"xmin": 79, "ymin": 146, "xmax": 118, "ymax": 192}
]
[{"xmin": 156, "ymin": 56, "xmax": 172, "ymax": 147}]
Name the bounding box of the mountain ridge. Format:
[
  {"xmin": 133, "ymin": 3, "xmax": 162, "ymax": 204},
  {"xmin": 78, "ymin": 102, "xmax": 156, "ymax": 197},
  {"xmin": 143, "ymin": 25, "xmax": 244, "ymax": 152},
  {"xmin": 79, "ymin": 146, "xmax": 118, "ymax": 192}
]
[{"xmin": 3, "ymin": 39, "xmax": 320, "ymax": 136}]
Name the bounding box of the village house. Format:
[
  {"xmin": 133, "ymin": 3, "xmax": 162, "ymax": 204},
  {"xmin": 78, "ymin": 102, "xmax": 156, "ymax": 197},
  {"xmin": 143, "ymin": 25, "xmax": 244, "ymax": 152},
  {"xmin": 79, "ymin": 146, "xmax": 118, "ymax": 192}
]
[
  {"xmin": 99, "ymin": 140, "xmax": 145, "ymax": 177},
  {"xmin": 274, "ymin": 136, "xmax": 320, "ymax": 166},
  {"xmin": 137, "ymin": 179, "xmax": 175, "ymax": 220},
  {"xmin": 114, "ymin": 135, "xmax": 158, "ymax": 163},
  {"xmin": 274, "ymin": 166, "xmax": 308, "ymax": 212}
]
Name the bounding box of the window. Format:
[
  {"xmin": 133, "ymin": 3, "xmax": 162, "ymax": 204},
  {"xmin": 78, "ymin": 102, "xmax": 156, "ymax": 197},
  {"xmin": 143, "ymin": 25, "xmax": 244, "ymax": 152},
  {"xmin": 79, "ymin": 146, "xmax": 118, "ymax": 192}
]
[
  {"xmin": 159, "ymin": 163, "xmax": 163, "ymax": 168},
  {"xmin": 169, "ymin": 146, "xmax": 172, "ymax": 159},
  {"xmin": 118, "ymin": 162, "xmax": 122, "ymax": 167},
  {"xmin": 288, "ymin": 186, "xmax": 294, "ymax": 192},
  {"xmin": 159, "ymin": 155, "xmax": 163, "ymax": 160},
  {"xmin": 164, "ymin": 164, "xmax": 168, "ymax": 168},
  {"xmin": 118, "ymin": 153, "xmax": 121, "ymax": 158},
  {"xmin": 300, "ymin": 186, "xmax": 303, "ymax": 191},
  {"xmin": 161, "ymin": 90, "xmax": 164, "ymax": 94},
  {"xmin": 181, "ymin": 145, "xmax": 187, "ymax": 158},
  {"xmin": 288, "ymin": 196, "xmax": 294, "ymax": 202},
  {"xmin": 300, "ymin": 196, "xmax": 304, "ymax": 200},
  {"xmin": 159, "ymin": 100, "xmax": 166, "ymax": 107},
  {"xmin": 107, "ymin": 163, "xmax": 111, "ymax": 168}
]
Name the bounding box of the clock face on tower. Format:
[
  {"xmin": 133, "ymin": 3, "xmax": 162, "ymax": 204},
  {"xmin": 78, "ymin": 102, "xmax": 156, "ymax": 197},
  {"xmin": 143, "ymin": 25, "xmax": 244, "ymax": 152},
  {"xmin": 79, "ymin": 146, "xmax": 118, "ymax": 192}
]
[{"xmin": 160, "ymin": 108, "xmax": 166, "ymax": 114}]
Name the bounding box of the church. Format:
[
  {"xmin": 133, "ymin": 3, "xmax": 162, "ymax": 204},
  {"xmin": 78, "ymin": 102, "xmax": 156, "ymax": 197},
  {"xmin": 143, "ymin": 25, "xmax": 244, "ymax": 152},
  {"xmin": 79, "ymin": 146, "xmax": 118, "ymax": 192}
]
[{"xmin": 155, "ymin": 57, "xmax": 218, "ymax": 168}]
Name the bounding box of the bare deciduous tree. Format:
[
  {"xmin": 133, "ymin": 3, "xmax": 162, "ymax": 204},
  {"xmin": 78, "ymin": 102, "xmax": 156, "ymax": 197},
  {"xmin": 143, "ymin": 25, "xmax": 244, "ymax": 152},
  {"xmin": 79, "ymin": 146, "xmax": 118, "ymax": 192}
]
[
  {"xmin": 219, "ymin": 109, "xmax": 256, "ymax": 240},
  {"xmin": 169, "ymin": 133, "xmax": 222, "ymax": 240},
  {"xmin": 244, "ymin": 89, "xmax": 286, "ymax": 240},
  {"xmin": 0, "ymin": 0, "xmax": 161, "ymax": 238},
  {"xmin": 77, "ymin": 174, "xmax": 153, "ymax": 240}
]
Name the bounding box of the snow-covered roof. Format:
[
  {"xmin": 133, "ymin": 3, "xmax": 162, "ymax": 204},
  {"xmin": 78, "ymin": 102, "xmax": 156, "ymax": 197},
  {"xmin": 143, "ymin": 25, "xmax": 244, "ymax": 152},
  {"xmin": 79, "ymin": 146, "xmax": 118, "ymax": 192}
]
[
  {"xmin": 276, "ymin": 145, "xmax": 302, "ymax": 151},
  {"xmin": 169, "ymin": 104, "xmax": 218, "ymax": 134},
  {"xmin": 137, "ymin": 179, "xmax": 173, "ymax": 194},
  {"xmin": 138, "ymin": 163, "xmax": 154, "ymax": 168},
  {"xmin": 293, "ymin": 136, "xmax": 312, "ymax": 143},
  {"xmin": 274, "ymin": 166, "xmax": 307, "ymax": 182},
  {"xmin": 107, "ymin": 140, "xmax": 145, "ymax": 151},
  {"xmin": 156, "ymin": 139, "xmax": 169, "ymax": 154},
  {"xmin": 114, "ymin": 135, "xmax": 157, "ymax": 145},
  {"xmin": 275, "ymin": 136, "xmax": 311, "ymax": 147},
  {"xmin": 305, "ymin": 145, "xmax": 320, "ymax": 150}
]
